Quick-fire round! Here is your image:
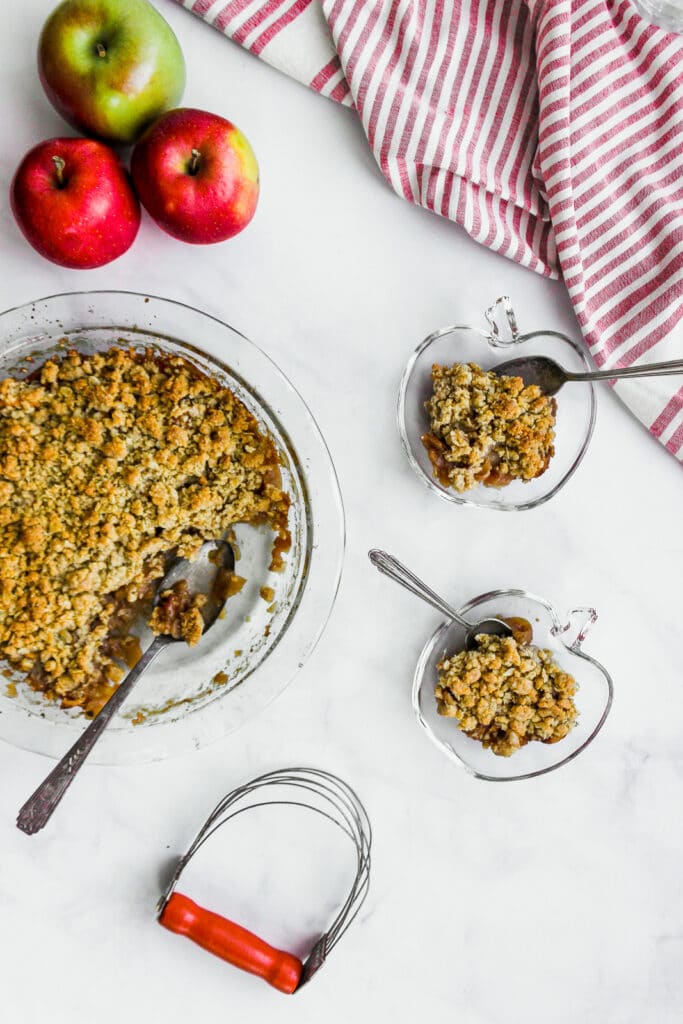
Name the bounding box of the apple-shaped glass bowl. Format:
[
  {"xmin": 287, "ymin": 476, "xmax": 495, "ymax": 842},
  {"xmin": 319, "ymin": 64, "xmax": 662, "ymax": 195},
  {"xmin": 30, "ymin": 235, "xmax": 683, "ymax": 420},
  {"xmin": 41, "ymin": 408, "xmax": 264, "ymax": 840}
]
[
  {"xmin": 413, "ymin": 590, "xmax": 613, "ymax": 781},
  {"xmin": 398, "ymin": 297, "xmax": 596, "ymax": 511}
]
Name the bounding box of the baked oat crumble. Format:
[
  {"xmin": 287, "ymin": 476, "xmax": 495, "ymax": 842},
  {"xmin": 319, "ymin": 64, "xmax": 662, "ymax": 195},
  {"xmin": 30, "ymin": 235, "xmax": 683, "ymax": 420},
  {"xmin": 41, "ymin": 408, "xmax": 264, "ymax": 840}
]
[
  {"xmin": 422, "ymin": 362, "xmax": 556, "ymax": 492},
  {"xmin": 435, "ymin": 632, "xmax": 578, "ymax": 757},
  {"xmin": 0, "ymin": 346, "xmax": 290, "ymax": 716},
  {"xmin": 148, "ymin": 580, "xmax": 206, "ymax": 646}
]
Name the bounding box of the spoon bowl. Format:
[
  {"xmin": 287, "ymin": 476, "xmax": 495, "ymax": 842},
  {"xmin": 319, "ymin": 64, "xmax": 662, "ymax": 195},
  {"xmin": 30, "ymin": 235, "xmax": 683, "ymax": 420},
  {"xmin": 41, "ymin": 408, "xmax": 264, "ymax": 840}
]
[
  {"xmin": 153, "ymin": 540, "xmax": 237, "ymax": 635},
  {"xmin": 495, "ymin": 353, "xmax": 683, "ymax": 396}
]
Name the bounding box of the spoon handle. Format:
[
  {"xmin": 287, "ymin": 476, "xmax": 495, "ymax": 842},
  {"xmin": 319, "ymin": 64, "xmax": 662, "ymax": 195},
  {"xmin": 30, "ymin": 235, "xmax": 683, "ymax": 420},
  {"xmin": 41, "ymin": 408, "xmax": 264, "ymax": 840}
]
[
  {"xmin": 567, "ymin": 358, "xmax": 683, "ymax": 382},
  {"xmin": 16, "ymin": 635, "xmax": 171, "ymax": 836},
  {"xmin": 368, "ymin": 549, "xmax": 468, "ymax": 627}
]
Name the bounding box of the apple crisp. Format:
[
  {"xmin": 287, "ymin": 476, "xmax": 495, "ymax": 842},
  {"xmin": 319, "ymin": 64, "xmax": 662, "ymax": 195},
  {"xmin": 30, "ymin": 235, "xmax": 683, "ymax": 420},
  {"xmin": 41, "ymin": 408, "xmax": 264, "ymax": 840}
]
[
  {"xmin": 0, "ymin": 346, "xmax": 290, "ymax": 716},
  {"xmin": 149, "ymin": 580, "xmax": 206, "ymax": 646},
  {"xmin": 422, "ymin": 362, "xmax": 556, "ymax": 492},
  {"xmin": 435, "ymin": 632, "xmax": 578, "ymax": 757}
]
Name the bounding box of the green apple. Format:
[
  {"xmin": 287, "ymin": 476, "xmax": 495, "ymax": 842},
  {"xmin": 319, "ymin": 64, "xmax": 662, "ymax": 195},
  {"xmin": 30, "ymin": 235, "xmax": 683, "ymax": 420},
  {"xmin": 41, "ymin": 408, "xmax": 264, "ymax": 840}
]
[{"xmin": 38, "ymin": 0, "xmax": 186, "ymax": 144}]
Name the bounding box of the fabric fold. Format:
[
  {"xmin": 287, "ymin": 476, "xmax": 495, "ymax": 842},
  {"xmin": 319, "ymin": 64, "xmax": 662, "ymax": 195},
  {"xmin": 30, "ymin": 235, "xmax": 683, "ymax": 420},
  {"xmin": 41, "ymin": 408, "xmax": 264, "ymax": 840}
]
[{"xmin": 175, "ymin": 0, "xmax": 683, "ymax": 461}]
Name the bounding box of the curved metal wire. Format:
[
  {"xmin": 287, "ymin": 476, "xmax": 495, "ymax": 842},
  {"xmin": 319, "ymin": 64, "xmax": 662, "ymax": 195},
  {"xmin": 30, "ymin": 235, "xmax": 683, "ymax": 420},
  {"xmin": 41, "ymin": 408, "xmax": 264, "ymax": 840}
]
[{"xmin": 173, "ymin": 767, "xmax": 371, "ymax": 965}]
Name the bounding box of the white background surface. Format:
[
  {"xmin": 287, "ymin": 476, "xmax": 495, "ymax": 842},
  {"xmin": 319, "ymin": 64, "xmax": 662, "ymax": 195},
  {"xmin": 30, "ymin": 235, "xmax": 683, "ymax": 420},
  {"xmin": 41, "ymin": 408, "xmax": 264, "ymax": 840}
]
[{"xmin": 1, "ymin": 2, "xmax": 682, "ymax": 1021}]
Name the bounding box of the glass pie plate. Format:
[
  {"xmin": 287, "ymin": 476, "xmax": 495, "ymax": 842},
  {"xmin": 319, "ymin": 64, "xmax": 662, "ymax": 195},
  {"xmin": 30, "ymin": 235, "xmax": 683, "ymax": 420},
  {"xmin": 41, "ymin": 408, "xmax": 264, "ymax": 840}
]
[
  {"xmin": 398, "ymin": 296, "xmax": 597, "ymax": 510},
  {"xmin": 0, "ymin": 291, "xmax": 344, "ymax": 765},
  {"xmin": 413, "ymin": 589, "xmax": 613, "ymax": 781}
]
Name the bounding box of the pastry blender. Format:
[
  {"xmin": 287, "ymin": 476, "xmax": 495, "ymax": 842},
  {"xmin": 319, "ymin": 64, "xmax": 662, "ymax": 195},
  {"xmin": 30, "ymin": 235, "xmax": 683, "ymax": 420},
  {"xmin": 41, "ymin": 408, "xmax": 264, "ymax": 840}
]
[{"xmin": 157, "ymin": 767, "xmax": 371, "ymax": 993}]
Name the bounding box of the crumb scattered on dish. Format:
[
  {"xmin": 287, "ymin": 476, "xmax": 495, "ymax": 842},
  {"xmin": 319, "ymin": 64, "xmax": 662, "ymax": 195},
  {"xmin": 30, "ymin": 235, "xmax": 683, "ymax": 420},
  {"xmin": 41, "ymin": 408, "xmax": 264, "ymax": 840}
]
[
  {"xmin": 0, "ymin": 346, "xmax": 291, "ymax": 716},
  {"xmin": 435, "ymin": 626, "xmax": 578, "ymax": 757},
  {"xmin": 212, "ymin": 670, "xmax": 229, "ymax": 685},
  {"xmin": 422, "ymin": 362, "xmax": 556, "ymax": 492},
  {"xmin": 260, "ymin": 585, "xmax": 275, "ymax": 603}
]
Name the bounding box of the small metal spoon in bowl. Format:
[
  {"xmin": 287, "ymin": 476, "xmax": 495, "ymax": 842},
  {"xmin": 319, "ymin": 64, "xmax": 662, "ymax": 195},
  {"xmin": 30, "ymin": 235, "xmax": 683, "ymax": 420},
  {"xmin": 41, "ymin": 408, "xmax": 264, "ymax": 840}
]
[
  {"xmin": 494, "ymin": 354, "xmax": 683, "ymax": 396},
  {"xmin": 368, "ymin": 549, "xmax": 512, "ymax": 649},
  {"xmin": 17, "ymin": 539, "xmax": 235, "ymax": 836}
]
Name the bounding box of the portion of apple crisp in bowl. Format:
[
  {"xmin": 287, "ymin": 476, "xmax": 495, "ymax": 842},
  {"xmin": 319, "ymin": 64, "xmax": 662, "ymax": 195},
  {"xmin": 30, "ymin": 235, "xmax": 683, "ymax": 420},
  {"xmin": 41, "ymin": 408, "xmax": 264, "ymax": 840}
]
[
  {"xmin": 422, "ymin": 362, "xmax": 556, "ymax": 492},
  {"xmin": 435, "ymin": 619, "xmax": 578, "ymax": 757},
  {"xmin": 0, "ymin": 346, "xmax": 290, "ymax": 717}
]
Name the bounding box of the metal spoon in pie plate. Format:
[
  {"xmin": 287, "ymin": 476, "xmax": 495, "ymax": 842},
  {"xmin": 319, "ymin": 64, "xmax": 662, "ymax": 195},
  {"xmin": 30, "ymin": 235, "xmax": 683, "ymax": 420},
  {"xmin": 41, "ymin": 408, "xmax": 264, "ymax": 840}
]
[
  {"xmin": 17, "ymin": 539, "xmax": 235, "ymax": 836},
  {"xmin": 493, "ymin": 354, "xmax": 683, "ymax": 396},
  {"xmin": 368, "ymin": 549, "xmax": 512, "ymax": 649}
]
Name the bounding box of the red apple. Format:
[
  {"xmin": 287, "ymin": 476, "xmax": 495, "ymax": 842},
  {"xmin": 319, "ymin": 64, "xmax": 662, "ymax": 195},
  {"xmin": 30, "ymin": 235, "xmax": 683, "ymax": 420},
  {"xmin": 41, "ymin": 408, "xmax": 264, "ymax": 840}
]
[
  {"xmin": 131, "ymin": 108, "xmax": 259, "ymax": 244},
  {"xmin": 10, "ymin": 137, "xmax": 140, "ymax": 269}
]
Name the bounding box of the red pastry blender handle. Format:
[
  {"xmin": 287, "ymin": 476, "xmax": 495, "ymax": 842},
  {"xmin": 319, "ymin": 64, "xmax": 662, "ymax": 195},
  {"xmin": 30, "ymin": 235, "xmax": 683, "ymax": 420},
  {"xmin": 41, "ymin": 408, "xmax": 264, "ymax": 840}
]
[{"xmin": 159, "ymin": 892, "xmax": 303, "ymax": 994}]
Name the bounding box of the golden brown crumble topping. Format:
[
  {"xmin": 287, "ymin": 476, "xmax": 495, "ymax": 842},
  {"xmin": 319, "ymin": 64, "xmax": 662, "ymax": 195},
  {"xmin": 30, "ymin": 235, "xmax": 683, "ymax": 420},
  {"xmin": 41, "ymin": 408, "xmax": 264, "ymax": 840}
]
[
  {"xmin": 148, "ymin": 580, "xmax": 206, "ymax": 646},
  {"xmin": 422, "ymin": 362, "xmax": 556, "ymax": 492},
  {"xmin": 0, "ymin": 346, "xmax": 290, "ymax": 715},
  {"xmin": 435, "ymin": 632, "xmax": 578, "ymax": 757}
]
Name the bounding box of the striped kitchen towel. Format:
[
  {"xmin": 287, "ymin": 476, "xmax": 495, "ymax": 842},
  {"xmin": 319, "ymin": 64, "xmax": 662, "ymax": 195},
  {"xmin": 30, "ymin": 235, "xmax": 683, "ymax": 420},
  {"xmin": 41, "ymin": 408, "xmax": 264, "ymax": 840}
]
[{"xmin": 176, "ymin": 0, "xmax": 683, "ymax": 461}]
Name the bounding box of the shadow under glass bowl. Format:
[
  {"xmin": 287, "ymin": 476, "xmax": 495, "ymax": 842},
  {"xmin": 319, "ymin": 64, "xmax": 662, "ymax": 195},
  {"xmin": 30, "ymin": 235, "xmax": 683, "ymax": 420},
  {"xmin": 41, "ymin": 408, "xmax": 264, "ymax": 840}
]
[
  {"xmin": 398, "ymin": 297, "xmax": 597, "ymax": 511},
  {"xmin": 412, "ymin": 589, "xmax": 613, "ymax": 781},
  {"xmin": 0, "ymin": 291, "xmax": 345, "ymax": 765}
]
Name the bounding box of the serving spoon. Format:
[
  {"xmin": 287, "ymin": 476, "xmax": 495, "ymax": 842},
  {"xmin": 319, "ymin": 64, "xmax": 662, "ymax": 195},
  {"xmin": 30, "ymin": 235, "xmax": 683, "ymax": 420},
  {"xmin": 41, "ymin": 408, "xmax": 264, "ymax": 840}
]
[
  {"xmin": 17, "ymin": 539, "xmax": 235, "ymax": 836},
  {"xmin": 494, "ymin": 354, "xmax": 683, "ymax": 396},
  {"xmin": 368, "ymin": 549, "xmax": 512, "ymax": 649}
]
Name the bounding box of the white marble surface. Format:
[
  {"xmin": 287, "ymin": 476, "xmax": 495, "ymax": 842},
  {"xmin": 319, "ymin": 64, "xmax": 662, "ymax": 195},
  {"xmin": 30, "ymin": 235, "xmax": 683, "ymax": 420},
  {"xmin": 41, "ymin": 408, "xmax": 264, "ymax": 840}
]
[{"xmin": 1, "ymin": 3, "xmax": 682, "ymax": 1021}]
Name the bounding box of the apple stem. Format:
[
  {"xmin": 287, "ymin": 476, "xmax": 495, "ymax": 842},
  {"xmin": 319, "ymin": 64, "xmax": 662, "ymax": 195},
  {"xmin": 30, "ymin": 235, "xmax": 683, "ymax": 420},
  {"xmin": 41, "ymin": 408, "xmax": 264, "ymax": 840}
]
[
  {"xmin": 52, "ymin": 156, "xmax": 66, "ymax": 188},
  {"xmin": 188, "ymin": 149, "xmax": 201, "ymax": 175},
  {"xmin": 96, "ymin": 42, "xmax": 107, "ymax": 58}
]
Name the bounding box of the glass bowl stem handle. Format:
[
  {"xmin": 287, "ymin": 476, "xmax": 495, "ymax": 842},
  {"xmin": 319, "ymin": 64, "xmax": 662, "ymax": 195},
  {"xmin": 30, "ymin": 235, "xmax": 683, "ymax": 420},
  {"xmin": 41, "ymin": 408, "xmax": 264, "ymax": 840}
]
[
  {"xmin": 484, "ymin": 296, "xmax": 520, "ymax": 345},
  {"xmin": 553, "ymin": 607, "xmax": 598, "ymax": 651}
]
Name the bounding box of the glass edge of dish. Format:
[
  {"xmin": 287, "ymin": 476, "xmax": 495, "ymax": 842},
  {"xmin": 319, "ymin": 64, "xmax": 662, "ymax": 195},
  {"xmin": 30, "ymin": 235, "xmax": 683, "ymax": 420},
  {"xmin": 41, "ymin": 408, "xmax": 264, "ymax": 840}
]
[
  {"xmin": 410, "ymin": 586, "xmax": 614, "ymax": 782},
  {"xmin": 396, "ymin": 322, "xmax": 598, "ymax": 511},
  {"xmin": 0, "ymin": 290, "xmax": 347, "ymax": 761}
]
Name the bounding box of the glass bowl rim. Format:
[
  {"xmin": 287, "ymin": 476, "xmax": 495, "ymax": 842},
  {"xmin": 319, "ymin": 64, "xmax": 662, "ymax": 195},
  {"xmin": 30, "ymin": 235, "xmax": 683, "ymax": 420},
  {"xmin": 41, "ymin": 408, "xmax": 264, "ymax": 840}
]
[
  {"xmin": 0, "ymin": 289, "xmax": 346, "ymax": 763},
  {"xmin": 397, "ymin": 317, "xmax": 598, "ymax": 511},
  {"xmin": 411, "ymin": 587, "xmax": 614, "ymax": 782}
]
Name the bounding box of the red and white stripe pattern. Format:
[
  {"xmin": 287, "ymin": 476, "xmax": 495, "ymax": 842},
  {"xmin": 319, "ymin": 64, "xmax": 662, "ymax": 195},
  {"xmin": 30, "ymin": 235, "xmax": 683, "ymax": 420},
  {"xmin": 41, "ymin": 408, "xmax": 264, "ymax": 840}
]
[
  {"xmin": 177, "ymin": 0, "xmax": 353, "ymax": 104},
  {"xmin": 531, "ymin": 0, "xmax": 683, "ymax": 458},
  {"xmin": 177, "ymin": 0, "xmax": 683, "ymax": 461}
]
